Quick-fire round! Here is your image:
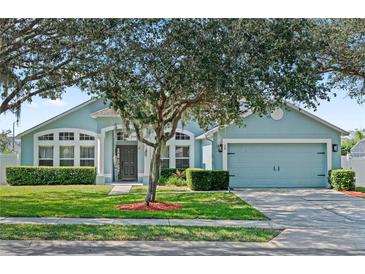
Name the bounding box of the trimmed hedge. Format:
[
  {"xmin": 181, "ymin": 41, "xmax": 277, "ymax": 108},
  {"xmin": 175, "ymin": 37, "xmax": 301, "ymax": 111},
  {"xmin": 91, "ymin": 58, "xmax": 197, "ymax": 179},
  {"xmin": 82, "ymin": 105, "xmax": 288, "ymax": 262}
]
[
  {"xmin": 160, "ymin": 168, "xmax": 186, "ymax": 179},
  {"xmin": 186, "ymin": 168, "xmax": 229, "ymax": 191},
  {"xmin": 6, "ymin": 166, "xmax": 96, "ymax": 185},
  {"xmin": 328, "ymin": 169, "xmax": 356, "ymax": 191}
]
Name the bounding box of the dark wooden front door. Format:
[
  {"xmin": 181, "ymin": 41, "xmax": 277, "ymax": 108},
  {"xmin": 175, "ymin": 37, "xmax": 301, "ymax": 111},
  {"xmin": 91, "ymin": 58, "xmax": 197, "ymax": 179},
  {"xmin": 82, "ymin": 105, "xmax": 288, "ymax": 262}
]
[{"xmin": 118, "ymin": 145, "xmax": 137, "ymax": 181}]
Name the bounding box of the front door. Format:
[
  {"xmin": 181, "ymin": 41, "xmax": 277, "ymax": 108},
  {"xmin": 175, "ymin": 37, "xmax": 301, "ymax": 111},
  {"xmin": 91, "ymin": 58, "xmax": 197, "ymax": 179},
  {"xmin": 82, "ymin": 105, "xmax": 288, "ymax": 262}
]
[{"xmin": 118, "ymin": 145, "xmax": 137, "ymax": 181}]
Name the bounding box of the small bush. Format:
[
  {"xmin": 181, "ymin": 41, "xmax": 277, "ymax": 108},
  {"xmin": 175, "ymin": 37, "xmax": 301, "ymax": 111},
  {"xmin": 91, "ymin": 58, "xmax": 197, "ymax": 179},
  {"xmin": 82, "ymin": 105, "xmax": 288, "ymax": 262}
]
[
  {"xmin": 166, "ymin": 176, "xmax": 187, "ymax": 186},
  {"xmin": 186, "ymin": 168, "xmax": 229, "ymax": 191},
  {"xmin": 158, "ymin": 176, "xmax": 168, "ymax": 185},
  {"xmin": 6, "ymin": 166, "xmax": 96, "ymax": 185},
  {"xmin": 186, "ymin": 168, "xmax": 204, "ymax": 186},
  {"xmin": 160, "ymin": 168, "xmax": 186, "ymax": 179},
  {"xmin": 329, "ymin": 169, "xmax": 356, "ymax": 191}
]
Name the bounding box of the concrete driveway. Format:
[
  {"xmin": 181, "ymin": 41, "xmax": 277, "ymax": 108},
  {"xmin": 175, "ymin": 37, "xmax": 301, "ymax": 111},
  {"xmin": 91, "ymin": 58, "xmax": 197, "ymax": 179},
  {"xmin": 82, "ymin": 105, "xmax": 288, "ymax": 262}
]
[{"xmin": 233, "ymin": 189, "xmax": 365, "ymax": 252}]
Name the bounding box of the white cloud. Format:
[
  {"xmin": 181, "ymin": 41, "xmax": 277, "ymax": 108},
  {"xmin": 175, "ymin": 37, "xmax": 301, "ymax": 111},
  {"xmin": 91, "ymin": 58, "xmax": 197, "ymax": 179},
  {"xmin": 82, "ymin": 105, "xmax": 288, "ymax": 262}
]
[{"xmin": 46, "ymin": 99, "xmax": 66, "ymax": 107}]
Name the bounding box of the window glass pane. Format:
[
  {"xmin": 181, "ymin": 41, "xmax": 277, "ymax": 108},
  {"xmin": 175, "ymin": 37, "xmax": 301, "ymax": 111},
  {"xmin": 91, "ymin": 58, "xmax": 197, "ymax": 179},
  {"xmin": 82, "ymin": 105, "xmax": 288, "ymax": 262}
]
[
  {"xmin": 39, "ymin": 160, "xmax": 53, "ymax": 166},
  {"xmin": 60, "ymin": 160, "xmax": 74, "ymax": 166},
  {"xmin": 80, "ymin": 146, "xmax": 95, "ymax": 158},
  {"xmin": 176, "ymin": 159, "xmax": 190, "ymax": 168},
  {"xmin": 161, "ymin": 159, "xmax": 169, "ymax": 169},
  {"xmin": 39, "ymin": 146, "xmax": 53, "ymax": 159},
  {"xmin": 80, "ymin": 133, "xmax": 95, "ymax": 140},
  {"xmin": 38, "ymin": 134, "xmax": 54, "ymax": 141},
  {"xmin": 59, "ymin": 132, "xmax": 74, "ymax": 140},
  {"xmin": 175, "ymin": 146, "xmax": 189, "ymax": 157},
  {"xmin": 175, "ymin": 132, "xmax": 190, "ymax": 140},
  {"xmin": 60, "ymin": 146, "xmax": 74, "ymax": 158},
  {"xmin": 80, "ymin": 160, "xmax": 95, "ymax": 167}
]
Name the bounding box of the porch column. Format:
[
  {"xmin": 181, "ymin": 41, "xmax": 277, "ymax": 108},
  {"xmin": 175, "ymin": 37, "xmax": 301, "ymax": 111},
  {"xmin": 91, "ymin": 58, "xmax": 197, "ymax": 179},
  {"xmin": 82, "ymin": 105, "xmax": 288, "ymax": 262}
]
[{"xmin": 97, "ymin": 134, "xmax": 104, "ymax": 175}]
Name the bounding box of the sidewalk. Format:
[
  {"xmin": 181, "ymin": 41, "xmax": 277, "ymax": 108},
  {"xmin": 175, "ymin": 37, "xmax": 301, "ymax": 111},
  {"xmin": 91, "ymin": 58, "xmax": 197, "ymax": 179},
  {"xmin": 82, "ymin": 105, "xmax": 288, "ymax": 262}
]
[{"xmin": 0, "ymin": 216, "xmax": 280, "ymax": 229}]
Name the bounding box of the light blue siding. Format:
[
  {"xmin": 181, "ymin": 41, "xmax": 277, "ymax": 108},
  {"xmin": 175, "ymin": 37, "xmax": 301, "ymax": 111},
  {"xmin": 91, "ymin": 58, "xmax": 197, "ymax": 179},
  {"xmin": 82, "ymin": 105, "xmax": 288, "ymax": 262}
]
[
  {"xmin": 228, "ymin": 143, "xmax": 327, "ymax": 188},
  {"xmin": 212, "ymin": 108, "xmax": 342, "ymax": 171}
]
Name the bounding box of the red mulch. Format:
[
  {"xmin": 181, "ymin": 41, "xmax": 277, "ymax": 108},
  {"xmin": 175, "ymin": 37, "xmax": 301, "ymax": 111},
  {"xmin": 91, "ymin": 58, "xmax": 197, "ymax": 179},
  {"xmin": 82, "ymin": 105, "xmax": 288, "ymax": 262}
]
[
  {"xmin": 340, "ymin": 191, "xmax": 365, "ymax": 198},
  {"xmin": 115, "ymin": 202, "xmax": 182, "ymax": 211}
]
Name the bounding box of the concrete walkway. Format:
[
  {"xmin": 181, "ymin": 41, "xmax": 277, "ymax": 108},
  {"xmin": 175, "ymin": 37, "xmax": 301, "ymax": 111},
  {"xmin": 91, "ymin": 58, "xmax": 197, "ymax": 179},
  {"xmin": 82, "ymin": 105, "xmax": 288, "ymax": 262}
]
[
  {"xmin": 108, "ymin": 185, "xmax": 133, "ymax": 195},
  {"xmin": 0, "ymin": 216, "xmax": 278, "ymax": 229},
  {"xmin": 2, "ymin": 239, "xmax": 365, "ymax": 256}
]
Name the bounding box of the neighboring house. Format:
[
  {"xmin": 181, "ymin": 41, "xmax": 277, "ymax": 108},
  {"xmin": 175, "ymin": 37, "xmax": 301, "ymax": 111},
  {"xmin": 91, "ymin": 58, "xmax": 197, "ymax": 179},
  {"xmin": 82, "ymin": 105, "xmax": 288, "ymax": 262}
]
[
  {"xmin": 350, "ymin": 139, "xmax": 365, "ymax": 158},
  {"xmin": 16, "ymin": 99, "xmax": 348, "ymax": 188},
  {"xmin": 5, "ymin": 137, "xmax": 21, "ymax": 154}
]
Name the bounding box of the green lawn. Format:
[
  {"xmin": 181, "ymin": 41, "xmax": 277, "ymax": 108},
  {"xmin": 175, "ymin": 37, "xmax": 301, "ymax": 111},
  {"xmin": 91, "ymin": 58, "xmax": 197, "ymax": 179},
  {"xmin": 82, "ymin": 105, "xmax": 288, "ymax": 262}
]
[
  {"xmin": 0, "ymin": 185, "xmax": 266, "ymax": 220},
  {"xmin": 356, "ymin": 187, "xmax": 365, "ymax": 193},
  {"xmin": 0, "ymin": 224, "xmax": 279, "ymax": 242},
  {"xmin": 130, "ymin": 185, "xmax": 190, "ymax": 193}
]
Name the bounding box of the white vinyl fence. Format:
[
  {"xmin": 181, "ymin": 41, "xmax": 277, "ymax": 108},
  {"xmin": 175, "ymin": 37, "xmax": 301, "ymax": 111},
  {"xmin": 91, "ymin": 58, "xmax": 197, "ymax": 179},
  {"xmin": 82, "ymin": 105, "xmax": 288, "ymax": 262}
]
[
  {"xmin": 342, "ymin": 156, "xmax": 365, "ymax": 187},
  {"xmin": 0, "ymin": 153, "xmax": 19, "ymax": 184}
]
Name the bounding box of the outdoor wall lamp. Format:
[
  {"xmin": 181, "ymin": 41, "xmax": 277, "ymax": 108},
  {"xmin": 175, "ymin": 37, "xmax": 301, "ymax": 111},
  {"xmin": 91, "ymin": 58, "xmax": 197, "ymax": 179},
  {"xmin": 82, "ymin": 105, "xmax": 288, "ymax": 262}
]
[
  {"xmin": 218, "ymin": 144, "xmax": 223, "ymax": 152},
  {"xmin": 332, "ymin": 144, "xmax": 338, "ymax": 152}
]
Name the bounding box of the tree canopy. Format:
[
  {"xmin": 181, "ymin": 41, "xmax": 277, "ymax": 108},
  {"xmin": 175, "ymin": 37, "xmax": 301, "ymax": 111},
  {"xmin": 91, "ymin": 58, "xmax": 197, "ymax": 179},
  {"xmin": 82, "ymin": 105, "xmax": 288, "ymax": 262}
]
[
  {"xmin": 0, "ymin": 18, "xmax": 113, "ymax": 115},
  {"xmin": 314, "ymin": 19, "xmax": 365, "ymax": 103},
  {"xmin": 83, "ymin": 18, "xmax": 337, "ymax": 202}
]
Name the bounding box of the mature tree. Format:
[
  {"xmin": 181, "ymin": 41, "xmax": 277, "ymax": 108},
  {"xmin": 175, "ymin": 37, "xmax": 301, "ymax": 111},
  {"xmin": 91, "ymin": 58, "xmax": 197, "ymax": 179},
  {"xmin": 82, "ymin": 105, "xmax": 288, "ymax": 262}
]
[
  {"xmin": 0, "ymin": 18, "xmax": 113, "ymax": 115},
  {"xmin": 315, "ymin": 19, "xmax": 365, "ymax": 103},
  {"xmin": 0, "ymin": 129, "xmax": 11, "ymax": 152},
  {"xmin": 83, "ymin": 19, "xmax": 333, "ymax": 203}
]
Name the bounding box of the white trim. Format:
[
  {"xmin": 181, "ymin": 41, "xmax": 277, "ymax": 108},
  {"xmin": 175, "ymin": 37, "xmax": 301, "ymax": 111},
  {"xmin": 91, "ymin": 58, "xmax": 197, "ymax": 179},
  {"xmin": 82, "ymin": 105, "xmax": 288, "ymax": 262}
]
[
  {"xmin": 222, "ymin": 138, "xmax": 332, "ymax": 175},
  {"xmin": 165, "ymin": 128, "xmax": 195, "ymax": 169},
  {"xmin": 34, "ymin": 128, "xmax": 97, "ymax": 167},
  {"xmin": 17, "ymin": 99, "xmax": 97, "ymax": 138}
]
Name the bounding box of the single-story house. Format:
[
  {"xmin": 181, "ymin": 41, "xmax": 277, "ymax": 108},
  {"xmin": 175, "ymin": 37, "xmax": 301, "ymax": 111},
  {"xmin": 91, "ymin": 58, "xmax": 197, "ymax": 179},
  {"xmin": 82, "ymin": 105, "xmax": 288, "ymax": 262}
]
[{"xmin": 17, "ymin": 99, "xmax": 349, "ymax": 188}]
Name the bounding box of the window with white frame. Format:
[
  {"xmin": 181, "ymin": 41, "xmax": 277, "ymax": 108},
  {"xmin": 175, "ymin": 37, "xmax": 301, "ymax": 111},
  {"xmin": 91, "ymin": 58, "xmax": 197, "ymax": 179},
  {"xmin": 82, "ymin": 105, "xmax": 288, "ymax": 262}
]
[
  {"xmin": 79, "ymin": 133, "xmax": 95, "ymax": 141},
  {"xmin": 39, "ymin": 146, "xmax": 54, "ymax": 166},
  {"xmin": 60, "ymin": 146, "xmax": 74, "ymax": 166},
  {"xmin": 175, "ymin": 132, "xmax": 190, "ymax": 140},
  {"xmin": 161, "ymin": 144, "xmax": 170, "ymax": 169},
  {"xmin": 80, "ymin": 146, "xmax": 95, "ymax": 166},
  {"xmin": 38, "ymin": 133, "xmax": 54, "ymax": 141},
  {"xmin": 59, "ymin": 132, "xmax": 74, "ymax": 141},
  {"xmin": 175, "ymin": 146, "xmax": 190, "ymax": 168}
]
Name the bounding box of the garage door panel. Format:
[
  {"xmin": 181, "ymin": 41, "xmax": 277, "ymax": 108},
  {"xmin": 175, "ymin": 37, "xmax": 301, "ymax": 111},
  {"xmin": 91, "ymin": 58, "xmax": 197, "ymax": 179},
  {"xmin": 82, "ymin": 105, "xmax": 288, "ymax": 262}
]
[{"xmin": 228, "ymin": 143, "xmax": 327, "ymax": 188}]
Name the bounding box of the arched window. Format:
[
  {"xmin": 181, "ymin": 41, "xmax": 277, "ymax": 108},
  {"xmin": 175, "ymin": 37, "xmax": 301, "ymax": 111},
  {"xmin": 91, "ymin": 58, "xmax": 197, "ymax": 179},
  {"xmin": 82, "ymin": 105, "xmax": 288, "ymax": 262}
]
[{"xmin": 175, "ymin": 132, "xmax": 190, "ymax": 140}]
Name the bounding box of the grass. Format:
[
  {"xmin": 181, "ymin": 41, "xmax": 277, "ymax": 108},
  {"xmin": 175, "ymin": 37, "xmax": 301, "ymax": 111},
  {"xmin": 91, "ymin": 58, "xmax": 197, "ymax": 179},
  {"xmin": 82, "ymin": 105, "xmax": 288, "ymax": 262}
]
[
  {"xmin": 129, "ymin": 185, "xmax": 190, "ymax": 193},
  {"xmin": 0, "ymin": 185, "xmax": 267, "ymax": 220},
  {"xmin": 356, "ymin": 187, "xmax": 365, "ymax": 193},
  {"xmin": 0, "ymin": 224, "xmax": 279, "ymax": 242}
]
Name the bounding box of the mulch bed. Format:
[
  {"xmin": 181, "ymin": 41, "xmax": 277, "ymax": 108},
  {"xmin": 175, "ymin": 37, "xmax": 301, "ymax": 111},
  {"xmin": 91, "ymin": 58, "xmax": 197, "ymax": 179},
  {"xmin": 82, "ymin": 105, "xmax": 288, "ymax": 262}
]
[
  {"xmin": 115, "ymin": 202, "xmax": 182, "ymax": 211},
  {"xmin": 340, "ymin": 191, "xmax": 365, "ymax": 198}
]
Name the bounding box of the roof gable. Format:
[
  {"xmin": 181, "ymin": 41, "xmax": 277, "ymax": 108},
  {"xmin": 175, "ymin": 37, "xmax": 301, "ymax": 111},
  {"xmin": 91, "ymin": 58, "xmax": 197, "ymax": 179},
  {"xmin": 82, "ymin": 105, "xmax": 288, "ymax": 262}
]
[
  {"xmin": 196, "ymin": 104, "xmax": 349, "ymax": 140},
  {"xmin": 17, "ymin": 99, "xmax": 100, "ymax": 138}
]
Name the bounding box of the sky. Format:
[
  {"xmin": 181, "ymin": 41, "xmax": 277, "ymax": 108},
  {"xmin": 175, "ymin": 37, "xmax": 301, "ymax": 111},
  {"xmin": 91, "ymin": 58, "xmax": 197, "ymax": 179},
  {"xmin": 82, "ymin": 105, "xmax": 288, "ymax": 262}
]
[{"xmin": 0, "ymin": 87, "xmax": 364, "ymax": 137}]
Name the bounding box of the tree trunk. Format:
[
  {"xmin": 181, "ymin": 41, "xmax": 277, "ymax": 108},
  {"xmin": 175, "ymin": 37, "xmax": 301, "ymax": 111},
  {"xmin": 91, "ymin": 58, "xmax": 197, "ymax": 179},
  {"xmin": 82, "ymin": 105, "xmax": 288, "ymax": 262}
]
[{"xmin": 145, "ymin": 143, "xmax": 162, "ymax": 204}]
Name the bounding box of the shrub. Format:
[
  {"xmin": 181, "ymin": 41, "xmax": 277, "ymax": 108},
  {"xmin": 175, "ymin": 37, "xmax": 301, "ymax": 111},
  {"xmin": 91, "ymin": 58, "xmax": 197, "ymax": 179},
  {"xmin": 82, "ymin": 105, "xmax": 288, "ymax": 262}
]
[
  {"xmin": 329, "ymin": 169, "xmax": 356, "ymax": 191},
  {"xmin": 186, "ymin": 168, "xmax": 229, "ymax": 191},
  {"xmin": 158, "ymin": 176, "xmax": 168, "ymax": 185},
  {"xmin": 160, "ymin": 168, "xmax": 186, "ymax": 179},
  {"xmin": 166, "ymin": 176, "xmax": 187, "ymax": 186},
  {"xmin": 186, "ymin": 168, "xmax": 204, "ymax": 186},
  {"xmin": 6, "ymin": 166, "xmax": 96, "ymax": 185}
]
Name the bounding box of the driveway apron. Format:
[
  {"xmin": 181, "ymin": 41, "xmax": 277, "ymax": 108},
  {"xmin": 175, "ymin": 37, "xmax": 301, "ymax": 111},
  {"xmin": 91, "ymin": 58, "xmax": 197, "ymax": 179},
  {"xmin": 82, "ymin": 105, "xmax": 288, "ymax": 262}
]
[{"xmin": 233, "ymin": 189, "xmax": 365, "ymax": 250}]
